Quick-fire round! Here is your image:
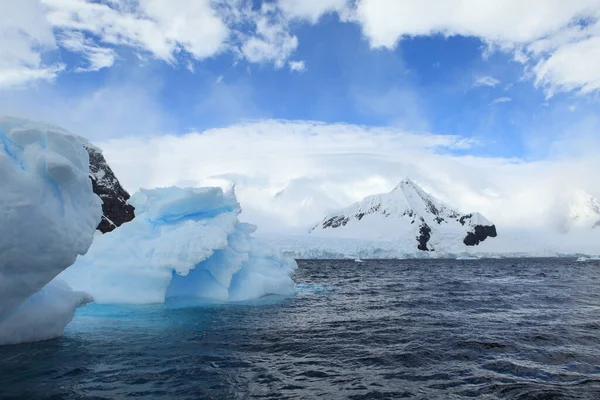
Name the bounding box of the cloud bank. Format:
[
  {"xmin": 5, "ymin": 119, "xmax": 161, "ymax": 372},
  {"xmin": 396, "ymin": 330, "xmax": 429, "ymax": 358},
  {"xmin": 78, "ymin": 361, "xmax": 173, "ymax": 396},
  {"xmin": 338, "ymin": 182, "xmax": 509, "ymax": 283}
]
[{"xmin": 95, "ymin": 120, "xmax": 600, "ymax": 234}]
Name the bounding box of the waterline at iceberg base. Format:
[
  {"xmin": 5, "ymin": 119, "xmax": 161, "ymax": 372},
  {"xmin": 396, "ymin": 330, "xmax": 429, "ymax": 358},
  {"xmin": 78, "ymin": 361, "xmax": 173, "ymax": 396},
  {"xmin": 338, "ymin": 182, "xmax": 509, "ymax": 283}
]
[
  {"xmin": 0, "ymin": 116, "xmax": 297, "ymax": 345},
  {"xmin": 58, "ymin": 186, "xmax": 297, "ymax": 305}
]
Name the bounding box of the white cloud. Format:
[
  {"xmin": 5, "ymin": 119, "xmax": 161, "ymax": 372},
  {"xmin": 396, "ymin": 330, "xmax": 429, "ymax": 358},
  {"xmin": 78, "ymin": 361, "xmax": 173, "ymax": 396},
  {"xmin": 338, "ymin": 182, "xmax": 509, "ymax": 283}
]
[
  {"xmin": 288, "ymin": 60, "xmax": 306, "ymax": 72},
  {"xmin": 3, "ymin": 0, "xmax": 599, "ymax": 97},
  {"xmin": 351, "ymin": 0, "xmax": 600, "ymax": 95},
  {"xmin": 0, "ymin": 0, "xmax": 62, "ymax": 88},
  {"xmin": 0, "ymin": 0, "xmax": 308, "ymax": 88},
  {"xmin": 59, "ymin": 31, "xmax": 116, "ymax": 72},
  {"xmin": 533, "ymin": 35, "xmax": 600, "ymax": 96},
  {"xmin": 240, "ymin": 4, "xmax": 298, "ymax": 68},
  {"xmin": 474, "ymin": 76, "xmax": 500, "ymax": 87},
  {"xmin": 353, "ymin": 0, "xmax": 600, "ymax": 48},
  {"xmin": 489, "ymin": 97, "xmax": 512, "ymax": 105},
  {"xmin": 43, "ymin": 0, "xmax": 229, "ymax": 63},
  {"xmin": 0, "ymin": 65, "xmax": 64, "ymax": 89},
  {"xmin": 93, "ymin": 119, "xmax": 600, "ymax": 234},
  {"xmin": 277, "ymin": 0, "xmax": 349, "ymax": 23},
  {"xmin": 186, "ymin": 61, "xmax": 195, "ymax": 73}
]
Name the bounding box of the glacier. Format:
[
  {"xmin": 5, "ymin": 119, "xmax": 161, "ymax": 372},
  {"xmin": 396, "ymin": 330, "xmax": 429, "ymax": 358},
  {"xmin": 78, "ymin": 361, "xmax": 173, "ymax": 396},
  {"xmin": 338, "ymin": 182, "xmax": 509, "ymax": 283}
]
[
  {"xmin": 58, "ymin": 186, "xmax": 297, "ymax": 304},
  {"xmin": 0, "ymin": 117, "xmax": 102, "ymax": 345}
]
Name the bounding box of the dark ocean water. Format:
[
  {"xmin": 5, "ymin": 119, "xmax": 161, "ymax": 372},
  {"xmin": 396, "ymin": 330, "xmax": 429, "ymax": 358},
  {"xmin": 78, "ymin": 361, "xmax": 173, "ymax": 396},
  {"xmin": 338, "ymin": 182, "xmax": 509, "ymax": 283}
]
[{"xmin": 1, "ymin": 259, "xmax": 600, "ymax": 399}]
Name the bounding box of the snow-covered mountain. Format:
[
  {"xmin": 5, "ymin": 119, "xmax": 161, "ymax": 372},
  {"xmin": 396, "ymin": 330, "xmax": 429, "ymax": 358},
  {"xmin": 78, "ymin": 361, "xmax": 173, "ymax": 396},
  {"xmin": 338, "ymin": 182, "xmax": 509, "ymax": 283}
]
[
  {"xmin": 309, "ymin": 179, "xmax": 497, "ymax": 252},
  {"xmin": 85, "ymin": 144, "xmax": 135, "ymax": 233}
]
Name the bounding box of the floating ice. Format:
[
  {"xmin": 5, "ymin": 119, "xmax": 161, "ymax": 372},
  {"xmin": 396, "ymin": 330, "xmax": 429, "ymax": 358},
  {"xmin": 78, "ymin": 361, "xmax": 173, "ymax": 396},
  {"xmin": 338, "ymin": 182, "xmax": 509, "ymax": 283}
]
[
  {"xmin": 0, "ymin": 280, "xmax": 93, "ymax": 345},
  {"xmin": 0, "ymin": 117, "xmax": 102, "ymax": 345},
  {"xmin": 58, "ymin": 186, "xmax": 297, "ymax": 304}
]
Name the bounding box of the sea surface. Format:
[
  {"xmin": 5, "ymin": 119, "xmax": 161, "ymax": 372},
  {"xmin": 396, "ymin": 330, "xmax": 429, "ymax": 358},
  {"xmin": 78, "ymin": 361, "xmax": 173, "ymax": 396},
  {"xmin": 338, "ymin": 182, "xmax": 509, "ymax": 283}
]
[{"xmin": 1, "ymin": 259, "xmax": 600, "ymax": 399}]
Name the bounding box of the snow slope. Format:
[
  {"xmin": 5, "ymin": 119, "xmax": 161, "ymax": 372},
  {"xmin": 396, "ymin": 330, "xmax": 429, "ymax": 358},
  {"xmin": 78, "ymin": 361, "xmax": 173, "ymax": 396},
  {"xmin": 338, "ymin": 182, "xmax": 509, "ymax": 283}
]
[
  {"xmin": 263, "ymin": 229, "xmax": 598, "ymax": 260},
  {"xmin": 58, "ymin": 186, "xmax": 297, "ymax": 304},
  {"xmin": 309, "ymin": 179, "xmax": 497, "ymax": 252},
  {"xmin": 0, "ymin": 117, "xmax": 102, "ymax": 345}
]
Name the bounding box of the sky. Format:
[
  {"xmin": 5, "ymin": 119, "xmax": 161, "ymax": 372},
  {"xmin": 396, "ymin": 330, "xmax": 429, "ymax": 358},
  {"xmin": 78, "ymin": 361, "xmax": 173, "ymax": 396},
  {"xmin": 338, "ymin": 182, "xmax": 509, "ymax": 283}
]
[{"xmin": 2, "ymin": 0, "xmax": 600, "ymax": 233}]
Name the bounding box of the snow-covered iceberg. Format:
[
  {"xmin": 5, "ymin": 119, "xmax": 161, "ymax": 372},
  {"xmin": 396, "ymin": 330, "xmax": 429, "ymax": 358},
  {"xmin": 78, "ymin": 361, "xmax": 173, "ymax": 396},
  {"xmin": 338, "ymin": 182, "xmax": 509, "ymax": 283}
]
[
  {"xmin": 58, "ymin": 186, "xmax": 297, "ymax": 304},
  {"xmin": 0, "ymin": 117, "xmax": 102, "ymax": 345}
]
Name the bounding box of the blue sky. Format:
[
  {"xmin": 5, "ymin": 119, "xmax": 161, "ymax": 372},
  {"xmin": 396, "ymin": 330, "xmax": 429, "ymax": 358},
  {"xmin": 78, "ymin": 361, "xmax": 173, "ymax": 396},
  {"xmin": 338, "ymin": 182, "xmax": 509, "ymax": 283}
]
[
  {"xmin": 3, "ymin": 0, "xmax": 600, "ymax": 160},
  {"xmin": 3, "ymin": 1, "xmax": 600, "ymax": 230},
  {"xmin": 44, "ymin": 12, "xmax": 591, "ymax": 160}
]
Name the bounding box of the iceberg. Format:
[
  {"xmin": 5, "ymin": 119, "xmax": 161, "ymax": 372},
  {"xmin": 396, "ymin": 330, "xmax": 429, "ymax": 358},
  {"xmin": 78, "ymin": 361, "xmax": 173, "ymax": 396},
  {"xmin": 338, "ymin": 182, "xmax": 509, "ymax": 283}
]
[
  {"xmin": 58, "ymin": 186, "xmax": 297, "ymax": 304},
  {"xmin": 0, "ymin": 117, "xmax": 102, "ymax": 345}
]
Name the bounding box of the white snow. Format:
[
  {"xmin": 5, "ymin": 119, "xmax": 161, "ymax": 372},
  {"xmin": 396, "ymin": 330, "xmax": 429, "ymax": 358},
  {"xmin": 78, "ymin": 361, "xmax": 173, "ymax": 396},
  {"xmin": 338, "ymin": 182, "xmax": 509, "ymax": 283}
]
[
  {"xmin": 309, "ymin": 178, "xmax": 495, "ymax": 251},
  {"xmin": 259, "ymin": 179, "xmax": 600, "ymax": 258},
  {"xmin": 260, "ymin": 226, "xmax": 600, "ymax": 259},
  {"xmin": 0, "ymin": 117, "xmax": 102, "ymax": 345},
  {"xmin": 58, "ymin": 186, "xmax": 297, "ymax": 304}
]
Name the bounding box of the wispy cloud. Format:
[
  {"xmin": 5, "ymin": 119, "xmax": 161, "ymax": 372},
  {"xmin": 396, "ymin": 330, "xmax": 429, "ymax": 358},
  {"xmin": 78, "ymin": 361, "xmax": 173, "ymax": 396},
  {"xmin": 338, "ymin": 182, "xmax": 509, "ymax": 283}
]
[
  {"xmin": 59, "ymin": 31, "xmax": 116, "ymax": 72},
  {"xmin": 489, "ymin": 97, "xmax": 512, "ymax": 106},
  {"xmin": 288, "ymin": 60, "xmax": 307, "ymax": 72},
  {"xmin": 473, "ymin": 76, "xmax": 500, "ymax": 88}
]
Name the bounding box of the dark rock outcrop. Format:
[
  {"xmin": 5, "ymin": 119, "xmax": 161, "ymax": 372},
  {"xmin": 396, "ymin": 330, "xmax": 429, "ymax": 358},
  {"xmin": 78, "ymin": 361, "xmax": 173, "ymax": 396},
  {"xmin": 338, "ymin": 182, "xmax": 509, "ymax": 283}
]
[
  {"xmin": 417, "ymin": 221, "xmax": 432, "ymax": 251},
  {"xmin": 321, "ymin": 215, "xmax": 350, "ymax": 229},
  {"xmin": 85, "ymin": 146, "xmax": 135, "ymax": 233},
  {"xmin": 463, "ymin": 224, "xmax": 497, "ymax": 246}
]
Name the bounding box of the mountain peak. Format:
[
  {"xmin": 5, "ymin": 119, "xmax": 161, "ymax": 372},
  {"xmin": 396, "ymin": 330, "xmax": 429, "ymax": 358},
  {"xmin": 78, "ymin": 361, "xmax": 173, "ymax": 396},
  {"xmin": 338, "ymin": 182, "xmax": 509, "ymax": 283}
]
[
  {"xmin": 393, "ymin": 178, "xmax": 418, "ymax": 191},
  {"xmin": 310, "ymin": 179, "xmax": 497, "ymax": 251}
]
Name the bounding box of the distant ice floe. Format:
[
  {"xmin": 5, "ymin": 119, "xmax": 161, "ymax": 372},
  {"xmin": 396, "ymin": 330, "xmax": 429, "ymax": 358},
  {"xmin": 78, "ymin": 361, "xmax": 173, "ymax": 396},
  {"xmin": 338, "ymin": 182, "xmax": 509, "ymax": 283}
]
[{"xmin": 576, "ymin": 256, "xmax": 600, "ymax": 262}]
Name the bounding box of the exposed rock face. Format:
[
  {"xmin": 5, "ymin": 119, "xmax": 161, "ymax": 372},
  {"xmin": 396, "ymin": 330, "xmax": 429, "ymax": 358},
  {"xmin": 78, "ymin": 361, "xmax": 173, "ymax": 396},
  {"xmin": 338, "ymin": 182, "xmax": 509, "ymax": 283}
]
[
  {"xmin": 417, "ymin": 221, "xmax": 432, "ymax": 251},
  {"xmin": 311, "ymin": 178, "xmax": 498, "ymax": 252},
  {"xmin": 463, "ymin": 224, "xmax": 498, "ymax": 246},
  {"xmin": 85, "ymin": 146, "xmax": 135, "ymax": 233}
]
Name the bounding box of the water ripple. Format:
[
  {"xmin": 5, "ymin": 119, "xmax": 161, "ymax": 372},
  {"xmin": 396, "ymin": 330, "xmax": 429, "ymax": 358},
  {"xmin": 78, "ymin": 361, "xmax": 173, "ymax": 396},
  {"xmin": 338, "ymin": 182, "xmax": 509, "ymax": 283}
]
[{"xmin": 1, "ymin": 259, "xmax": 600, "ymax": 399}]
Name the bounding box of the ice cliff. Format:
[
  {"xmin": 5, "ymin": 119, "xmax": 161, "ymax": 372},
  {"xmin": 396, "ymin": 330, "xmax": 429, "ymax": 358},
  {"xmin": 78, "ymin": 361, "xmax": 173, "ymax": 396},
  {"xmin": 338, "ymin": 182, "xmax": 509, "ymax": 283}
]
[
  {"xmin": 0, "ymin": 117, "xmax": 101, "ymax": 345},
  {"xmin": 0, "ymin": 117, "xmax": 296, "ymax": 345}
]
